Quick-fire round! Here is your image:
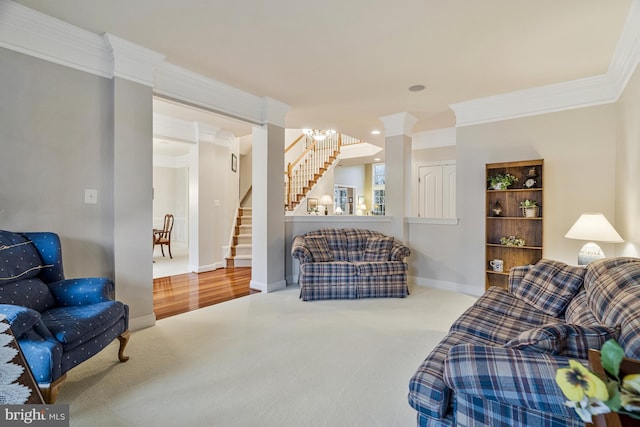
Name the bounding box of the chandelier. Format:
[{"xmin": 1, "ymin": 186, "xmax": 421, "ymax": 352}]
[{"xmin": 302, "ymin": 129, "xmax": 336, "ymax": 141}]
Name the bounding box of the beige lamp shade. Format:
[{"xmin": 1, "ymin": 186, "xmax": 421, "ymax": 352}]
[
  {"xmin": 564, "ymin": 213, "xmax": 623, "ymax": 265},
  {"xmin": 319, "ymin": 194, "xmax": 333, "ymax": 205},
  {"xmin": 564, "ymin": 213, "xmax": 623, "ymax": 242},
  {"xmin": 319, "ymin": 194, "xmax": 333, "ymax": 215}
]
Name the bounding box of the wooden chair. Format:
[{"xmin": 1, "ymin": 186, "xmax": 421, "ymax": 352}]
[{"xmin": 153, "ymin": 214, "xmax": 174, "ymax": 258}]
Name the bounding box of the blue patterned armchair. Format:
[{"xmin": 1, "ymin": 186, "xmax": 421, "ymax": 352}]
[{"xmin": 0, "ymin": 230, "xmax": 130, "ymax": 403}]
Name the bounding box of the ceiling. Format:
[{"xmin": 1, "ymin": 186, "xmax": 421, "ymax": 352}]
[{"xmin": 16, "ymin": 0, "xmax": 633, "ymax": 147}]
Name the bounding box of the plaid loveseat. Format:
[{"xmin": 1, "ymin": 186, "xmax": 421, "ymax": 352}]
[
  {"xmin": 291, "ymin": 228, "xmax": 410, "ymax": 301},
  {"xmin": 408, "ymin": 257, "xmax": 640, "ymax": 426}
]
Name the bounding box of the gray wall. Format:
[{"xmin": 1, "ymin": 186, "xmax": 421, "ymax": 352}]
[
  {"xmin": 409, "ymin": 103, "xmax": 618, "ymax": 296},
  {"xmin": 0, "ymin": 47, "xmax": 115, "ymax": 278},
  {"xmin": 0, "ymin": 47, "xmax": 155, "ymax": 329}
]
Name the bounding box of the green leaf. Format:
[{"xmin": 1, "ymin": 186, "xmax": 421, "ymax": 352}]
[
  {"xmin": 605, "ymin": 380, "xmax": 622, "ymax": 412},
  {"xmin": 601, "ymin": 340, "xmax": 625, "ymax": 379}
]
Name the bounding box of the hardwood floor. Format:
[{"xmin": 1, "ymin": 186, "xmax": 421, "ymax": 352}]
[{"xmin": 153, "ymin": 267, "xmax": 258, "ymax": 320}]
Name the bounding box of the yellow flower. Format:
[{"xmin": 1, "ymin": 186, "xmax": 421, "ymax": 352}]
[
  {"xmin": 555, "ymin": 360, "xmax": 609, "ymax": 402},
  {"xmin": 622, "ymin": 374, "xmax": 640, "ymax": 395}
]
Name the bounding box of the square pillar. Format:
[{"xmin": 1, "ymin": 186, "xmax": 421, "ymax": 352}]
[{"xmin": 380, "ymin": 113, "xmax": 417, "ymax": 242}]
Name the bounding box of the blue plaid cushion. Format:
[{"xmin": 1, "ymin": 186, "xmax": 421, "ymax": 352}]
[
  {"xmin": 362, "ymin": 236, "xmax": 393, "ymax": 262},
  {"xmin": 512, "ymin": 259, "xmax": 585, "ymax": 317},
  {"xmin": 444, "ymin": 344, "xmax": 579, "ymax": 419},
  {"xmin": 305, "ymin": 229, "xmax": 348, "ymax": 261},
  {"xmin": 304, "ymin": 236, "xmax": 333, "ymax": 262},
  {"xmin": 504, "ymin": 323, "xmax": 620, "ymax": 359},
  {"xmin": 564, "ymin": 288, "xmax": 599, "ymax": 325},
  {"xmin": 584, "ymin": 257, "xmax": 640, "ymax": 325}
]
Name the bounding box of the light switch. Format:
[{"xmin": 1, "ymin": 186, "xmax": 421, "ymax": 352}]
[
  {"xmin": 214, "ymin": 200, "xmax": 221, "ymax": 207},
  {"xmin": 85, "ymin": 189, "xmax": 98, "ymax": 204}
]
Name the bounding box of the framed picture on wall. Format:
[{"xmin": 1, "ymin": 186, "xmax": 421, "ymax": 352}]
[{"xmin": 231, "ymin": 153, "xmax": 238, "ymax": 172}]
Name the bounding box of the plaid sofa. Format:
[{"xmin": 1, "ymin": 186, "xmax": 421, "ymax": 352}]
[
  {"xmin": 291, "ymin": 228, "xmax": 410, "ymax": 301},
  {"xmin": 408, "ymin": 257, "xmax": 640, "ymax": 427}
]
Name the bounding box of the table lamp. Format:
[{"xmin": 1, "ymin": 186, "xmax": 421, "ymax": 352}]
[
  {"xmin": 564, "ymin": 213, "xmax": 623, "ymax": 265},
  {"xmin": 319, "ymin": 194, "xmax": 333, "ymax": 216}
]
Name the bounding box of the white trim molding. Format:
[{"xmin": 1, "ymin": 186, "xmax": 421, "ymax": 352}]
[
  {"xmin": 0, "ymin": 0, "xmax": 290, "ymax": 128},
  {"xmin": 0, "ymin": 0, "xmax": 112, "ymax": 78},
  {"xmin": 154, "ymin": 62, "xmax": 265, "ymax": 125},
  {"xmin": 450, "ymin": 0, "xmax": 640, "ymax": 127},
  {"xmin": 153, "ymin": 114, "xmax": 200, "ymax": 144},
  {"xmin": 103, "ymin": 33, "xmax": 165, "ymax": 87}
]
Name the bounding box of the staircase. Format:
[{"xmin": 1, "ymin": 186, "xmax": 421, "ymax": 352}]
[
  {"xmin": 226, "ymin": 207, "xmax": 252, "ymax": 268},
  {"xmin": 285, "ymin": 132, "xmax": 364, "ymax": 212}
]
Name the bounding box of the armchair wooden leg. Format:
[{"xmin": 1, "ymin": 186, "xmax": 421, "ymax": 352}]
[
  {"xmin": 40, "ymin": 374, "xmax": 67, "ymax": 404},
  {"xmin": 117, "ymin": 330, "xmax": 131, "ymax": 362}
]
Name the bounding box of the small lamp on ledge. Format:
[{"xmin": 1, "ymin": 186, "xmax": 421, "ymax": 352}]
[
  {"xmin": 564, "ymin": 213, "xmax": 623, "ymax": 266},
  {"xmin": 319, "ymin": 194, "xmax": 333, "ymax": 216}
]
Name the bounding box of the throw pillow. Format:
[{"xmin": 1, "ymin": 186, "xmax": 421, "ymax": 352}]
[
  {"xmin": 305, "ymin": 236, "xmax": 333, "ymax": 262},
  {"xmin": 362, "ymin": 236, "xmax": 393, "ymax": 262},
  {"xmin": 505, "ymin": 323, "xmax": 620, "ymax": 360},
  {"xmin": 0, "ymin": 278, "xmax": 57, "ymax": 313},
  {"xmin": 0, "ymin": 230, "xmax": 45, "ymax": 285},
  {"xmin": 512, "ymin": 259, "xmax": 585, "ymax": 317}
]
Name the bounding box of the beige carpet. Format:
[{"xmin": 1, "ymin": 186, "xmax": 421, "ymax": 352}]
[{"xmin": 57, "ymin": 285, "xmax": 476, "ymax": 427}]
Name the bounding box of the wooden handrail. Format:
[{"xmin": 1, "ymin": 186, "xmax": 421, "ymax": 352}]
[{"xmin": 285, "ymin": 134, "xmax": 305, "ymax": 154}]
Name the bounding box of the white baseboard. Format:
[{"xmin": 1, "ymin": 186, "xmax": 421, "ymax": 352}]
[
  {"xmin": 250, "ymin": 279, "xmax": 287, "ymax": 293},
  {"xmin": 410, "ymin": 276, "xmax": 483, "ymax": 298},
  {"xmin": 129, "ymin": 313, "xmax": 156, "ymax": 331},
  {"xmin": 188, "ymin": 262, "xmax": 225, "ymax": 273}
]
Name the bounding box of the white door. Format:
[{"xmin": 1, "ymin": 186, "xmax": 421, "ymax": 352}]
[
  {"xmin": 417, "ymin": 164, "xmax": 456, "ymax": 218},
  {"xmin": 442, "ymin": 164, "xmax": 456, "ymax": 218}
]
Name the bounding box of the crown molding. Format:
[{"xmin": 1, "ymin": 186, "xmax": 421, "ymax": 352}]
[
  {"xmin": 0, "ymin": 1, "xmax": 286, "ymax": 126},
  {"xmin": 261, "ymin": 97, "xmax": 290, "ymax": 128},
  {"xmin": 608, "ymin": 0, "xmax": 640, "ymax": 99},
  {"xmin": 103, "ymin": 33, "xmax": 165, "ymax": 87},
  {"xmin": 450, "ymin": 75, "xmax": 617, "ymax": 127},
  {"xmin": 154, "ymin": 62, "xmax": 265, "ymax": 126},
  {"xmin": 0, "ymin": 0, "xmax": 112, "ymax": 78},
  {"xmin": 379, "ymin": 112, "xmax": 418, "ymax": 137},
  {"xmin": 153, "ymin": 114, "xmax": 199, "ymax": 143},
  {"xmin": 451, "ymin": 0, "xmax": 640, "ymax": 127}
]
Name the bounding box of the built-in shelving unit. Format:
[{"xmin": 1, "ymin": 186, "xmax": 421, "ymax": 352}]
[{"xmin": 485, "ymin": 159, "xmax": 544, "ymax": 290}]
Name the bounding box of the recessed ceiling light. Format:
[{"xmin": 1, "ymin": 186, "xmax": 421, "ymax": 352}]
[
  {"xmin": 408, "ymin": 84, "xmax": 426, "ymax": 92},
  {"xmin": 374, "ymin": 158, "xmax": 381, "ymax": 162},
  {"xmin": 371, "ymin": 130, "xmax": 381, "ymax": 135}
]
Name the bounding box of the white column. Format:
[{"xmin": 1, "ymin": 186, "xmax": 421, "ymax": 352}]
[
  {"xmin": 250, "ymin": 98, "xmax": 290, "ymax": 292},
  {"xmin": 379, "ymin": 112, "xmax": 417, "ymax": 242}
]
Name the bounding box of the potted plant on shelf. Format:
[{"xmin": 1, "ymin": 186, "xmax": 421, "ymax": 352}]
[
  {"xmin": 487, "ymin": 173, "xmax": 518, "ymax": 190},
  {"xmin": 520, "ymin": 200, "xmax": 539, "ymax": 218}
]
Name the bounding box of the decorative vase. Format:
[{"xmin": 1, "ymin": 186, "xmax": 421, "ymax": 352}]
[
  {"xmin": 522, "ymin": 206, "xmax": 538, "ymax": 218},
  {"xmin": 491, "ymin": 201, "xmax": 503, "ymax": 217}
]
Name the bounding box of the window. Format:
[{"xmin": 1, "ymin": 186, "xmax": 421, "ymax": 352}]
[{"xmin": 372, "ymin": 163, "xmax": 385, "ymax": 215}]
